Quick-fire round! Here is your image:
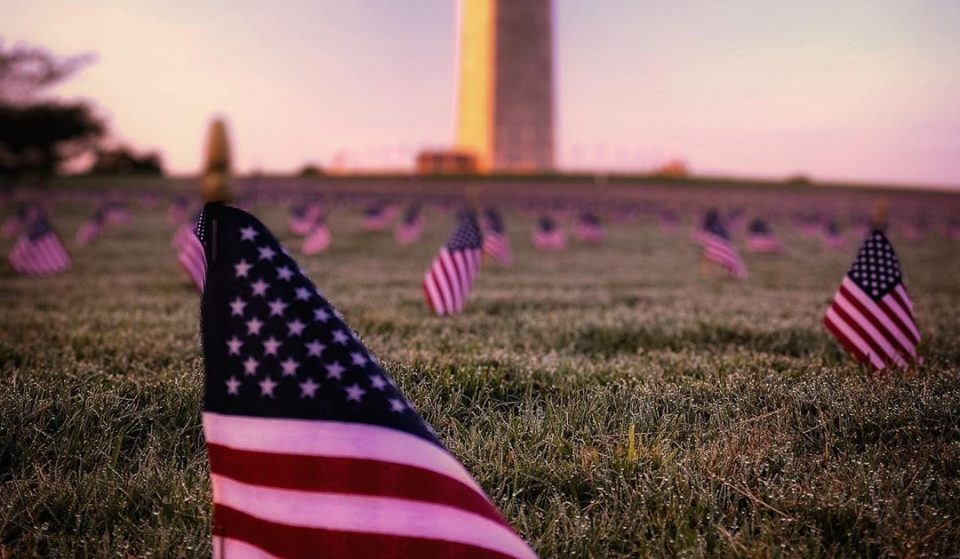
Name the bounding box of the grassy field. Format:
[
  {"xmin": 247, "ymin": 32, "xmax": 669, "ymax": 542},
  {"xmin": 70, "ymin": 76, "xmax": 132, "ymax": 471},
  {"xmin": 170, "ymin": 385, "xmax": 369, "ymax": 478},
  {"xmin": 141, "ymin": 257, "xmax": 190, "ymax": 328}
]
[{"xmin": 2, "ymin": 181, "xmax": 959, "ymax": 557}]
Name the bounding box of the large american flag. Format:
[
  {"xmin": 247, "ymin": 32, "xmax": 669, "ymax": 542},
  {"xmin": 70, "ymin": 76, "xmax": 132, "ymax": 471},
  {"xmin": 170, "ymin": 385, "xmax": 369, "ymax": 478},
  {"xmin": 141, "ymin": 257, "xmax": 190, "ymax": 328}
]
[
  {"xmin": 699, "ymin": 212, "xmax": 747, "ymax": 279},
  {"xmin": 532, "ymin": 216, "xmax": 566, "ymax": 251},
  {"xmin": 824, "ymin": 230, "xmax": 920, "ymax": 370},
  {"xmin": 174, "ymin": 217, "xmax": 206, "ymax": 291},
  {"xmin": 8, "ymin": 213, "xmax": 71, "ymax": 276},
  {"xmin": 423, "ymin": 211, "xmax": 484, "ymax": 316},
  {"xmin": 196, "ymin": 202, "xmax": 534, "ymax": 558},
  {"xmin": 482, "ymin": 208, "xmax": 512, "ymax": 266},
  {"xmin": 394, "ymin": 204, "xmax": 423, "ymax": 245}
]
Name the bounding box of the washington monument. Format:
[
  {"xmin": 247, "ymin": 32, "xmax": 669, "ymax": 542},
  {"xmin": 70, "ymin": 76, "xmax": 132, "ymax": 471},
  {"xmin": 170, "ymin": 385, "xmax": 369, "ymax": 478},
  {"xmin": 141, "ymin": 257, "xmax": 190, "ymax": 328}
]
[{"xmin": 456, "ymin": 0, "xmax": 555, "ymax": 173}]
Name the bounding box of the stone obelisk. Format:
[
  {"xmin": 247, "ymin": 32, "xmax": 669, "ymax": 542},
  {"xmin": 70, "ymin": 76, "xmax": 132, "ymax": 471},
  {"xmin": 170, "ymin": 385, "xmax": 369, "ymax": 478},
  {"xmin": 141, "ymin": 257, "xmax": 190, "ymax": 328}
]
[
  {"xmin": 201, "ymin": 118, "xmax": 232, "ymax": 202},
  {"xmin": 455, "ymin": 0, "xmax": 555, "ymax": 173}
]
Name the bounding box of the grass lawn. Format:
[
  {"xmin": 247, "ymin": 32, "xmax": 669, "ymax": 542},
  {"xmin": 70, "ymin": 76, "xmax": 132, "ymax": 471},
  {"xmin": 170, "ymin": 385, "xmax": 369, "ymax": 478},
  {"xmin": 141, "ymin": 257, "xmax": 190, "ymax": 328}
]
[{"xmin": 1, "ymin": 179, "xmax": 959, "ymax": 557}]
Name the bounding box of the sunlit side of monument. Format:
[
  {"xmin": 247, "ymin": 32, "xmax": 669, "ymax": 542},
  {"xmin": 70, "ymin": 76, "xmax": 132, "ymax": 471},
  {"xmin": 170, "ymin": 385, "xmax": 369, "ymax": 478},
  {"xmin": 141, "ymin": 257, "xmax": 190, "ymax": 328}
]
[{"xmin": 453, "ymin": 0, "xmax": 554, "ymax": 174}]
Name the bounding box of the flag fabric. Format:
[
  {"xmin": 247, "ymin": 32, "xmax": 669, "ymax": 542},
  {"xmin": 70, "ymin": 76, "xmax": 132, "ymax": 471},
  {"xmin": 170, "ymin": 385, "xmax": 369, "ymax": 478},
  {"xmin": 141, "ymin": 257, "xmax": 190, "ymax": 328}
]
[
  {"xmin": 2, "ymin": 203, "xmax": 38, "ymax": 239},
  {"xmin": 658, "ymin": 209, "xmax": 679, "ymax": 233},
  {"xmin": 532, "ymin": 216, "xmax": 566, "ymax": 251},
  {"xmin": 302, "ymin": 219, "xmax": 332, "ymax": 255},
  {"xmin": 481, "ymin": 208, "xmax": 512, "ymax": 266},
  {"xmin": 699, "ymin": 211, "xmax": 747, "ymax": 279},
  {"xmin": 362, "ymin": 202, "xmax": 393, "ymax": 232},
  {"xmin": 75, "ymin": 208, "xmax": 107, "ymax": 246},
  {"xmin": 289, "ymin": 204, "xmax": 321, "ymax": 236},
  {"xmin": 174, "ymin": 218, "xmax": 206, "ymax": 291},
  {"xmin": 745, "ymin": 218, "xmax": 783, "ymax": 254},
  {"xmin": 168, "ymin": 196, "xmax": 189, "ymax": 224},
  {"xmin": 822, "ymin": 221, "xmax": 846, "ymax": 250},
  {"xmin": 823, "ymin": 230, "xmax": 920, "ymax": 370},
  {"xmin": 574, "ymin": 212, "xmax": 605, "ymax": 244},
  {"xmin": 794, "ymin": 213, "xmax": 822, "ymax": 237},
  {"xmin": 104, "ymin": 202, "xmax": 132, "ymax": 227},
  {"xmin": 947, "ymin": 217, "xmax": 960, "ymax": 241},
  {"xmin": 423, "ymin": 211, "xmax": 484, "ymax": 316},
  {"xmin": 690, "ymin": 210, "xmax": 716, "ymax": 246},
  {"xmin": 394, "ymin": 205, "xmax": 423, "ymax": 245},
  {"xmin": 8, "ymin": 213, "xmax": 71, "ymax": 276},
  {"xmin": 195, "ymin": 202, "xmax": 534, "ymax": 559}
]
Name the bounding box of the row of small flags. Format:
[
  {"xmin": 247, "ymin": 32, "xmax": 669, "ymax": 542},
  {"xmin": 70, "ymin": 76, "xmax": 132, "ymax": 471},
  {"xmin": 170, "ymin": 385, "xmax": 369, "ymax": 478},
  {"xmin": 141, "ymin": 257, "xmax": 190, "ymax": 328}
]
[
  {"xmin": 4, "ymin": 200, "xmax": 127, "ymax": 275},
  {"xmin": 0, "ymin": 197, "xmax": 928, "ymax": 374},
  {"xmin": 0, "ymin": 194, "xmax": 928, "ymax": 557}
]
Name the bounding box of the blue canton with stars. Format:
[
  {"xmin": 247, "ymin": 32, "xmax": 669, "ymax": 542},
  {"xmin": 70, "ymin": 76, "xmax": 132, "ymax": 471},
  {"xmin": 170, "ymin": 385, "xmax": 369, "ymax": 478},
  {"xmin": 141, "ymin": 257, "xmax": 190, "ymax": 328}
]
[
  {"xmin": 847, "ymin": 230, "xmax": 904, "ymax": 300},
  {"xmin": 197, "ymin": 203, "xmax": 441, "ymax": 446},
  {"xmin": 484, "ymin": 208, "xmax": 504, "ymax": 234},
  {"xmin": 702, "ymin": 210, "xmax": 730, "ymax": 240},
  {"xmin": 447, "ymin": 210, "xmax": 483, "ymax": 250},
  {"xmin": 537, "ymin": 216, "xmax": 556, "ymax": 232}
]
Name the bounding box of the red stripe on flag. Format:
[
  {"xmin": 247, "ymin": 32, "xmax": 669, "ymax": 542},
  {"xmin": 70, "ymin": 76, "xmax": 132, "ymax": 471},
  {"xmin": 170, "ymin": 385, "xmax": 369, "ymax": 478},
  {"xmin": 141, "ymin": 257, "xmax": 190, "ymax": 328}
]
[
  {"xmin": 879, "ymin": 297, "xmax": 919, "ymax": 345},
  {"xmin": 838, "ymin": 284, "xmax": 914, "ymax": 362},
  {"xmin": 207, "ymin": 443, "xmax": 505, "ymax": 524},
  {"xmin": 823, "ymin": 313, "xmax": 871, "ymax": 365},
  {"xmin": 213, "ymin": 506, "xmax": 520, "ymax": 559},
  {"xmin": 829, "ymin": 300, "xmax": 892, "ymax": 369}
]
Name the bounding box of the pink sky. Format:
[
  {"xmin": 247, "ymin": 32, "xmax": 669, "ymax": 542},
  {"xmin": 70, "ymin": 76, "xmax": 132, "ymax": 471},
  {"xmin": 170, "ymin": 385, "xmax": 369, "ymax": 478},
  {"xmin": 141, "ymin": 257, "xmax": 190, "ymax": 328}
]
[{"xmin": 7, "ymin": 1, "xmax": 960, "ymax": 187}]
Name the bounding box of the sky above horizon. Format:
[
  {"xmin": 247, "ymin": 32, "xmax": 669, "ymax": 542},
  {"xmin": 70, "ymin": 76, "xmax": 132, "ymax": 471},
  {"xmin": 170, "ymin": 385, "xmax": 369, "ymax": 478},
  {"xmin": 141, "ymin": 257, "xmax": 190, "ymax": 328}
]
[{"xmin": 6, "ymin": 1, "xmax": 960, "ymax": 187}]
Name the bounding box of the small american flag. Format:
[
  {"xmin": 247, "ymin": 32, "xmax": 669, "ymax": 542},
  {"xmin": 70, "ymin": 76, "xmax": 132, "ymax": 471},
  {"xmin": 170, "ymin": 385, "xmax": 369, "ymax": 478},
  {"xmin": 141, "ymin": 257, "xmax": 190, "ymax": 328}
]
[
  {"xmin": 8, "ymin": 213, "xmax": 71, "ymax": 276},
  {"xmin": 947, "ymin": 217, "xmax": 960, "ymax": 241},
  {"xmin": 2, "ymin": 204, "xmax": 32, "ymax": 239},
  {"xmin": 362, "ymin": 202, "xmax": 393, "ymax": 232},
  {"xmin": 168, "ymin": 196, "xmax": 189, "ymax": 224},
  {"xmin": 394, "ymin": 205, "xmax": 423, "ymax": 245},
  {"xmin": 75, "ymin": 208, "xmax": 107, "ymax": 247},
  {"xmin": 482, "ymin": 208, "xmax": 512, "ymax": 266},
  {"xmin": 699, "ymin": 212, "xmax": 747, "ymax": 279},
  {"xmin": 822, "ymin": 221, "xmax": 846, "ymax": 250},
  {"xmin": 196, "ymin": 202, "xmax": 535, "ymax": 558},
  {"xmin": 532, "ymin": 216, "xmax": 566, "ymax": 251},
  {"xmin": 289, "ymin": 203, "xmax": 322, "ymax": 237},
  {"xmin": 423, "ymin": 211, "xmax": 484, "ymax": 316},
  {"xmin": 104, "ymin": 202, "xmax": 132, "ymax": 227},
  {"xmin": 824, "ymin": 230, "xmax": 920, "ymax": 370},
  {"xmin": 174, "ymin": 217, "xmax": 206, "ymax": 291},
  {"xmin": 574, "ymin": 212, "xmax": 605, "ymax": 244},
  {"xmin": 658, "ymin": 209, "xmax": 679, "ymax": 234},
  {"xmin": 745, "ymin": 218, "xmax": 783, "ymax": 254},
  {"xmin": 302, "ymin": 218, "xmax": 332, "ymax": 255}
]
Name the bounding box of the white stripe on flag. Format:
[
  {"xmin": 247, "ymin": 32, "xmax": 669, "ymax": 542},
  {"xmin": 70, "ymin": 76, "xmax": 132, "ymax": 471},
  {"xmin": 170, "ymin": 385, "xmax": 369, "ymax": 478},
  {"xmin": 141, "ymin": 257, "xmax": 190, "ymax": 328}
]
[
  {"xmin": 211, "ymin": 475, "xmax": 538, "ymax": 559},
  {"xmin": 832, "ymin": 290, "xmax": 906, "ymax": 367},
  {"xmin": 889, "ymin": 286, "xmax": 920, "ymax": 340},
  {"xmin": 825, "ymin": 306, "xmax": 886, "ymax": 369},
  {"xmin": 840, "ymin": 278, "xmax": 916, "ymax": 358},
  {"xmin": 202, "ymin": 412, "xmax": 485, "ymax": 496}
]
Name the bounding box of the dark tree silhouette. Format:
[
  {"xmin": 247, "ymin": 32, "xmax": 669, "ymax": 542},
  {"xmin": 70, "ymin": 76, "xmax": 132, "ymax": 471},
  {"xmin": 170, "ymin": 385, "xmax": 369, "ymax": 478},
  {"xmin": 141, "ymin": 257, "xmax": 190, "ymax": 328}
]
[
  {"xmin": 0, "ymin": 41, "xmax": 104, "ymax": 178},
  {"xmin": 89, "ymin": 145, "xmax": 164, "ymax": 175}
]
